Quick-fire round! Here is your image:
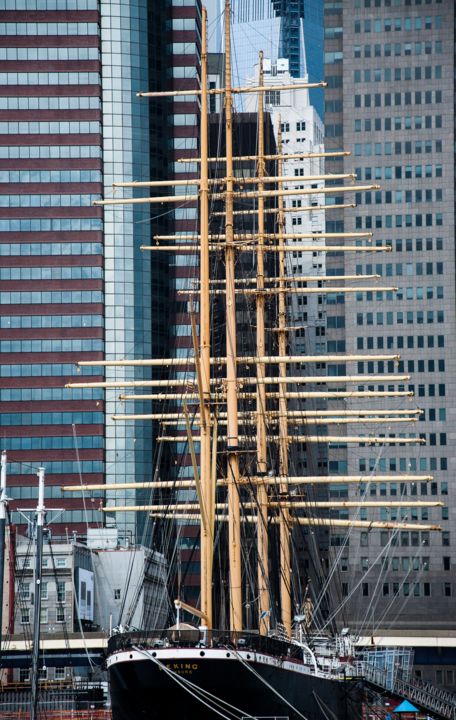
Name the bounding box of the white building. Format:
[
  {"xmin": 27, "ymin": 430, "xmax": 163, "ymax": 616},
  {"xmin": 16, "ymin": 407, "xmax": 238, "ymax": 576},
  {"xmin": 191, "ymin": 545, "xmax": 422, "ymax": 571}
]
[
  {"xmin": 13, "ymin": 536, "xmax": 92, "ymax": 683},
  {"xmin": 243, "ymin": 59, "xmax": 328, "ymax": 492},
  {"xmin": 88, "ymin": 529, "xmax": 168, "ymax": 633},
  {"xmin": 244, "ymin": 58, "xmax": 326, "ymax": 357}
]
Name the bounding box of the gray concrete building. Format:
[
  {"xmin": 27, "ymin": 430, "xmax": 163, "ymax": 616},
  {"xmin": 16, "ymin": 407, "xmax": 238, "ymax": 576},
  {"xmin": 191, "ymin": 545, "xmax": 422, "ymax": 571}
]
[
  {"xmin": 323, "ymin": 0, "xmax": 456, "ymax": 660},
  {"xmin": 88, "ymin": 529, "xmax": 167, "ymax": 633}
]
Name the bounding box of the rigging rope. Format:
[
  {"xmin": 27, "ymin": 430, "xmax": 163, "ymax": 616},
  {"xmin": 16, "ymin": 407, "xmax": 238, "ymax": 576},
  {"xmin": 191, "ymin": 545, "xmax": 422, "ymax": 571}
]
[
  {"xmin": 133, "ymin": 646, "xmax": 254, "ymax": 720},
  {"xmin": 71, "ymin": 424, "xmax": 91, "ymax": 534},
  {"xmin": 312, "ymin": 691, "xmax": 339, "ymax": 720},
  {"xmin": 320, "ymin": 528, "xmax": 401, "ymax": 632},
  {"xmin": 230, "ymin": 646, "xmax": 309, "ymax": 720}
]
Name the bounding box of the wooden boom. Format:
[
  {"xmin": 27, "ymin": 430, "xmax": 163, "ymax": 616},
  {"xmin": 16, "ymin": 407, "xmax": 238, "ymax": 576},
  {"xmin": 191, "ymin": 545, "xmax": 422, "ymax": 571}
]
[{"xmin": 61, "ymin": 475, "xmax": 433, "ymax": 493}]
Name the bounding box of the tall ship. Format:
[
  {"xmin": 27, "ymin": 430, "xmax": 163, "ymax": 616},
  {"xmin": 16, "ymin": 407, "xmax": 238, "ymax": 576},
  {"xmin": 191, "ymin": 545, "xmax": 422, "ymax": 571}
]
[{"xmin": 62, "ymin": 2, "xmax": 442, "ymax": 718}]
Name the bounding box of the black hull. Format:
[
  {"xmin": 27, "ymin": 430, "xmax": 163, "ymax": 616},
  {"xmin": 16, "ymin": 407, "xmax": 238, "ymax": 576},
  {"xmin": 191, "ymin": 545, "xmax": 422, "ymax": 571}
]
[{"xmin": 109, "ymin": 651, "xmax": 358, "ymax": 720}]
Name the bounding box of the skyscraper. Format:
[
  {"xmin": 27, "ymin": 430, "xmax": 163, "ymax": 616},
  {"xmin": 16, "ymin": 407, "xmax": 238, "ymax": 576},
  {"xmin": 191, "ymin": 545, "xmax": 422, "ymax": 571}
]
[
  {"xmin": 324, "ymin": 0, "xmax": 455, "ymax": 662},
  {"xmin": 0, "ymin": 0, "xmax": 106, "ymax": 533},
  {"xmin": 100, "ymin": 0, "xmax": 157, "ymax": 541},
  {"xmin": 228, "ymin": 0, "xmax": 324, "ymax": 117},
  {"xmin": 0, "ymin": 0, "xmax": 197, "ymax": 542}
]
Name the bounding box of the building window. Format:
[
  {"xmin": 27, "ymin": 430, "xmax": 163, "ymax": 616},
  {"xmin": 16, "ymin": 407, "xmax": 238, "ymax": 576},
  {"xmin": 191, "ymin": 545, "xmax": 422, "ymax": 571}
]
[
  {"xmin": 57, "ymin": 607, "xmax": 65, "ymax": 623},
  {"xmin": 21, "ymin": 608, "xmax": 30, "ymax": 624},
  {"xmin": 265, "ymin": 90, "xmax": 280, "ymax": 106},
  {"xmin": 209, "ymin": 81, "xmax": 216, "ymax": 114},
  {"xmin": 19, "ymin": 582, "xmax": 31, "ymax": 601},
  {"xmin": 57, "ymin": 581, "xmax": 66, "ymax": 603},
  {"xmin": 19, "ymin": 668, "xmax": 30, "ymax": 683},
  {"xmin": 114, "ymin": 589, "xmax": 121, "ymax": 600},
  {"xmin": 55, "ymin": 667, "xmax": 65, "ymax": 681}
]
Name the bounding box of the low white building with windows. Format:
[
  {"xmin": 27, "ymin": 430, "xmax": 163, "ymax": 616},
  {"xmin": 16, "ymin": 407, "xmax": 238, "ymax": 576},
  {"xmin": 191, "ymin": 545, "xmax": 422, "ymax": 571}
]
[
  {"xmin": 13, "ymin": 535, "xmax": 93, "ymax": 683},
  {"xmin": 14, "ymin": 537, "xmax": 88, "ymax": 634}
]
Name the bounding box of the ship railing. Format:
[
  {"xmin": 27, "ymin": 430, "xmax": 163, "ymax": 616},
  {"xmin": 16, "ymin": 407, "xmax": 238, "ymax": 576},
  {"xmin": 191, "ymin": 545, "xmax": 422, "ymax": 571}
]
[
  {"xmin": 108, "ymin": 628, "xmax": 307, "ymax": 662},
  {"xmin": 352, "ymin": 660, "xmax": 389, "ymax": 687}
]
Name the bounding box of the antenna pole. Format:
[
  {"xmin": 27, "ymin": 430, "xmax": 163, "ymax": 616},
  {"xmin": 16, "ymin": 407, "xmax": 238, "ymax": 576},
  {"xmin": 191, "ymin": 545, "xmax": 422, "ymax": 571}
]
[
  {"xmin": 276, "ymin": 122, "xmax": 292, "ymax": 637},
  {"xmin": 31, "ymin": 467, "xmax": 46, "ymax": 720},
  {"xmin": 0, "ymin": 451, "xmax": 7, "ymax": 661},
  {"xmin": 224, "ymin": 0, "xmax": 243, "ymax": 634},
  {"xmin": 256, "ymin": 52, "xmax": 270, "ymax": 635},
  {"xmin": 199, "ymin": 5, "xmax": 213, "ymax": 631}
]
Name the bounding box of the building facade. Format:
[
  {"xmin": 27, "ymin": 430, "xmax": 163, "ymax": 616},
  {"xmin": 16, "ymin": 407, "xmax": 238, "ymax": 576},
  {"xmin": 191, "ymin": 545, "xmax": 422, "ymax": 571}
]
[
  {"xmin": 229, "ymin": 0, "xmax": 324, "ymax": 117},
  {"xmin": 324, "ymin": 0, "xmax": 456, "ymax": 652},
  {"xmin": 245, "ymin": 59, "xmax": 325, "ymax": 356},
  {"xmin": 88, "ymin": 528, "xmax": 168, "ymax": 633},
  {"xmin": 11, "ymin": 530, "xmax": 167, "ymax": 684},
  {"xmin": 243, "ymin": 59, "xmax": 327, "ymax": 496},
  {"xmin": 0, "ymin": 0, "xmax": 106, "ymax": 533},
  {"xmin": 0, "ymin": 0, "xmax": 196, "ymax": 542},
  {"xmin": 13, "ymin": 536, "xmax": 92, "ymax": 683},
  {"xmin": 99, "ymin": 0, "xmax": 156, "ymax": 541}
]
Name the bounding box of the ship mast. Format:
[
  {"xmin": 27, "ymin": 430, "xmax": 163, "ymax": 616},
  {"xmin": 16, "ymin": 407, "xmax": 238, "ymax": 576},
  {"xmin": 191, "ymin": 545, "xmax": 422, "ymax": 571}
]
[
  {"xmin": 199, "ymin": 5, "xmax": 213, "ymax": 632},
  {"xmin": 224, "ymin": 0, "xmax": 243, "ymax": 633},
  {"xmin": 255, "ymin": 52, "xmax": 270, "ymax": 636},
  {"xmin": 276, "ymin": 124, "xmax": 292, "ymax": 637}
]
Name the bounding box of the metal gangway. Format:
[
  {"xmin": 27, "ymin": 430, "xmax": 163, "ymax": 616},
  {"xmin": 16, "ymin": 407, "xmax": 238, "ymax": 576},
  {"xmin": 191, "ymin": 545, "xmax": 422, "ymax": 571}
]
[{"xmin": 355, "ymin": 648, "xmax": 456, "ymax": 720}]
